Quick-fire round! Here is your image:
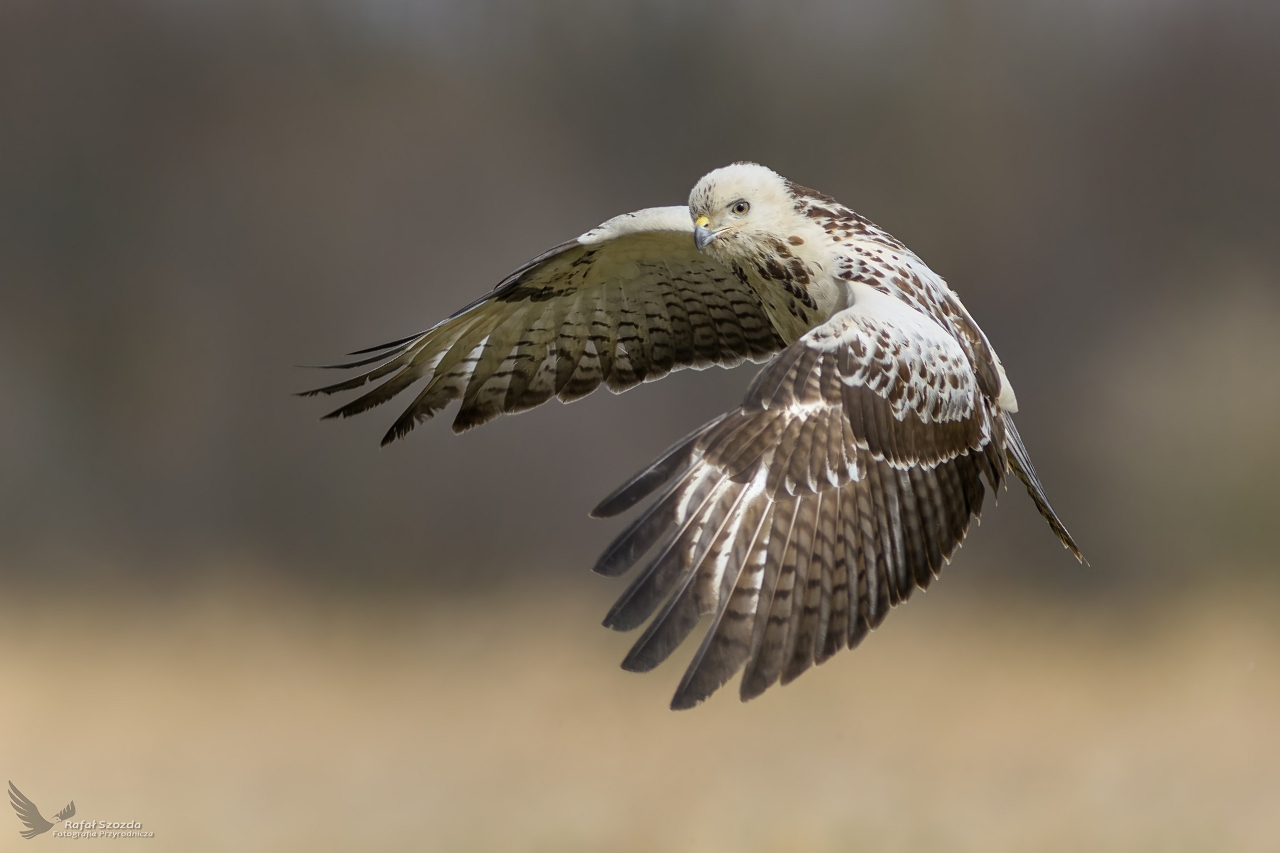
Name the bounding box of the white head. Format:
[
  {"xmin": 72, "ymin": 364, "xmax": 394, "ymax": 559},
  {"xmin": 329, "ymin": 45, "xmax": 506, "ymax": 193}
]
[{"xmin": 687, "ymin": 163, "xmax": 799, "ymax": 263}]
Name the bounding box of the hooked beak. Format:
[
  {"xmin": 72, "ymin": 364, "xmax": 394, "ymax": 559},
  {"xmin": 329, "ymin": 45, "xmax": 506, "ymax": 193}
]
[{"xmin": 693, "ymin": 214, "xmax": 718, "ymax": 252}]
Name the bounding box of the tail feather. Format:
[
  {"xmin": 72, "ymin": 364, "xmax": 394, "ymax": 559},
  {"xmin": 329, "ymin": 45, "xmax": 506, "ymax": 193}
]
[{"xmin": 1002, "ymin": 412, "xmax": 1086, "ymax": 563}]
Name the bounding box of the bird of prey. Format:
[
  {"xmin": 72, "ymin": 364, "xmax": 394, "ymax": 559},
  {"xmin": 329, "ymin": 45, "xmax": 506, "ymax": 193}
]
[
  {"xmin": 8, "ymin": 781, "xmax": 74, "ymax": 839},
  {"xmin": 303, "ymin": 162, "xmax": 1083, "ymax": 709}
]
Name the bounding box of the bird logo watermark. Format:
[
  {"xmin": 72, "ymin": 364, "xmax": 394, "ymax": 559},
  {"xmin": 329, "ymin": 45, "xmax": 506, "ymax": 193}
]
[
  {"xmin": 7, "ymin": 782, "xmax": 152, "ymax": 840},
  {"xmin": 8, "ymin": 782, "xmax": 74, "ymax": 840}
]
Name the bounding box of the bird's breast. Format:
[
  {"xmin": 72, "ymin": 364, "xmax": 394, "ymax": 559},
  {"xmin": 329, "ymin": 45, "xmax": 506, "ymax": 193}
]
[{"xmin": 739, "ymin": 263, "xmax": 842, "ymax": 344}]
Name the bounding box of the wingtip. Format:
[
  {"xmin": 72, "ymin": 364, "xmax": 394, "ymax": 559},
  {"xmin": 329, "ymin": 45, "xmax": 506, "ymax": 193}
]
[
  {"xmin": 591, "ymin": 534, "xmax": 652, "ymax": 578},
  {"xmin": 591, "ymin": 556, "xmax": 622, "ymax": 578},
  {"xmin": 669, "ymin": 692, "xmax": 702, "ymax": 711},
  {"xmin": 345, "ymin": 330, "xmax": 429, "ymax": 357},
  {"xmin": 619, "ymin": 650, "xmax": 662, "ymax": 674},
  {"xmin": 380, "ymin": 407, "xmax": 427, "ymax": 445},
  {"xmin": 601, "ymin": 608, "xmax": 644, "ymax": 633},
  {"xmin": 589, "ymin": 488, "xmax": 645, "ymax": 519}
]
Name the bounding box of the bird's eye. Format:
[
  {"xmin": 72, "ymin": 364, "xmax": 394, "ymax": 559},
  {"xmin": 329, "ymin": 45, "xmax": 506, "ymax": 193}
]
[{"xmin": 731, "ymin": 200, "xmax": 750, "ymax": 215}]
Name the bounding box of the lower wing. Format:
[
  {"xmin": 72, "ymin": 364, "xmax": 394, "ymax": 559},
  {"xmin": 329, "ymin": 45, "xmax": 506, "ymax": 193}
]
[{"xmin": 591, "ymin": 285, "xmax": 1011, "ymax": 708}]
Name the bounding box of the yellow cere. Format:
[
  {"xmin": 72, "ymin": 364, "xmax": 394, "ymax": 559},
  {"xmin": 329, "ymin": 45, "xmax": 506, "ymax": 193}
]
[{"xmin": 694, "ymin": 215, "xmax": 710, "ymax": 228}]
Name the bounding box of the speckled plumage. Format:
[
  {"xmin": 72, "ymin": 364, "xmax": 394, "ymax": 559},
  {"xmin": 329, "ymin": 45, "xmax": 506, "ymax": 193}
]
[{"xmin": 304, "ymin": 162, "xmax": 1082, "ymax": 709}]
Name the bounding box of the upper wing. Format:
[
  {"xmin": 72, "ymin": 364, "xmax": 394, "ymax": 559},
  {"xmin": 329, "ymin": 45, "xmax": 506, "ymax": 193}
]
[
  {"xmin": 302, "ymin": 206, "xmax": 787, "ymax": 443},
  {"xmin": 53, "ymin": 801, "xmax": 76, "ymax": 822},
  {"xmin": 589, "ymin": 284, "xmax": 1011, "ymax": 709},
  {"xmin": 8, "ymin": 782, "xmax": 52, "ymax": 838}
]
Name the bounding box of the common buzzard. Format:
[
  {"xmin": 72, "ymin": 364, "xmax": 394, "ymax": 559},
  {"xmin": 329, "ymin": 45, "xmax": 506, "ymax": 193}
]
[{"xmin": 304, "ymin": 163, "xmax": 1083, "ymax": 708}]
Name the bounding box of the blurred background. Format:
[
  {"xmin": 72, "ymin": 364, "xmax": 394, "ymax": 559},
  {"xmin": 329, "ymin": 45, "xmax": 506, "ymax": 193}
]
[{"xmin": 1, "ymin": 0, "xmax": 1278, "ymax": 849}]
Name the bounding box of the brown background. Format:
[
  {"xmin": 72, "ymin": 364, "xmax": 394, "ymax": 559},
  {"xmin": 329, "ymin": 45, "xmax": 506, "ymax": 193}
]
[{"xmin": 1, "ymin": 1, "xmax": 1278, "ymax": 850}]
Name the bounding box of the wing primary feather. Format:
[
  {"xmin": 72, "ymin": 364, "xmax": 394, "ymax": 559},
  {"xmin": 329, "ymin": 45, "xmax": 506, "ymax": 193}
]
[
  {"xmin": 894, "ymin": 465, "xmax": 931, "ymax": 589},
  {"xmin": 741, "ymin": 496, "xmax": 799, "ymax": 664},
  {"xmin": 603, "ymin": 474, "xmax": 734, "ymax": 631},
  {"xmin": 297, "ymin": 338, "xmax": 422, "ymax": 373},
  {"xmin": 818, "ymin": 485, "xmax": 850, "ymax": 663},
  {"xmin": 377, "ymin": 325, "xmax": 496, "ymax": 443},
  {"xmin": 619, "ymin": 478, "xmax": 756, "ymax": 673},
  {"xmin": 780, "ymin": 490, "xmax": 826, "ymax": 685},
  {"xmin": 957, "ymin": 452, "xmax": 987, "ymax": 522},
  {"xmin": 878, "ymin": 456, "xmax": 913, "ymax": 602},
  {"xmin": 909, "ymin": 466, "xmax": 945, "ymax": 576},
  {"xmin": 345, "ymin": 331, "xmax": 429, "ymax": 357},
  {"xmin": 740, "ymin": 496, "xmax": 806, "ymax": 699},
  {"xmin": 299, "ymin": 342, "xmax": 423, "ymax": 397},
  {"xmin": 842, "ymin": 489, "xmax": 872, "ymax": 650},
  {"xmin": 670, "ymin": 496, "xmax": 777, "ymax": 709},
  {"xmin": 324, "ymin": 315, "xmax": 487, "ymax": 426},
  {"xmin": 593, "ymin": 463, "xmax": 716, "ymax": 578},
  {"xmin": 936, "ymin": 453, "xmax": 973, "ymax": 551},
  {"xmin": 851, "ymin": 471, "xmax": 884, "ymax": 625},
  {"xmin": 452, "ymin": 306, "xmax": 539, "ymax": 431},
  {"xmin": 812, "ymin": 487, "xmax": 838, "ymax": 658},
  {"xmin": 590, "ymin": 414, "xmax": 730, "ymax": 519},
  {"xmin": 862, "ymin": 459, "xmax": 898, "ymax": 612}
]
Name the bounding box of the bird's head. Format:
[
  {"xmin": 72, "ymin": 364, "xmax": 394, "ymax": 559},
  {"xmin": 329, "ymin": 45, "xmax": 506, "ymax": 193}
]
[
  {"xmin": 688, "ymin": 162, "xmax": 798, "ymax": 263},
  {"xmin": 691, "ymin": 162, "xmax": 798, "ymax": 261}
]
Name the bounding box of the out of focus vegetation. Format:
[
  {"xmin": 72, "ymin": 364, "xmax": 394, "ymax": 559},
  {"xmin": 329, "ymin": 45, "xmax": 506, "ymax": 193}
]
[
  {"xmin": 2, "ymin": 0, "xmax": 1277, "ymax": 593},
  {"xmin": 3, "ymin": 584, "xmax": 1279, "ymax": 852}
]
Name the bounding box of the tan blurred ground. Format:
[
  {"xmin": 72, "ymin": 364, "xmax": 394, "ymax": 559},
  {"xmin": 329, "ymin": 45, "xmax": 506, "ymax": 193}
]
[{"xmin": 2, "ymin": 577, "xmax": 1277, "ymax": 853}]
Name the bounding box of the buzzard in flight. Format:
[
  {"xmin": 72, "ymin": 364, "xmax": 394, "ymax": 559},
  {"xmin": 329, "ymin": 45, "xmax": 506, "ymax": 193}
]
[{"xmin": 304, "ymin": 163, "xmax": 1083, "ymax": 709}]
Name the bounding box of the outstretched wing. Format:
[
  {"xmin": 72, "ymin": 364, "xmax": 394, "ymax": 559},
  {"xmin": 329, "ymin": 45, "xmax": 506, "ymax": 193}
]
[
  {"xmin": 302, "ymin": 206, "xmax": 787, "ymax": 443},
  {"xmin": 8, "ymin": 782, "xmax": 53, "ymax": 839},
  {"xmin": 53, "ymin": 801, "xmax": 75, "ymax": 822},
  {"xmin": 591, "ymin": 283, "xmax": 1013, "ymax": 709}
]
